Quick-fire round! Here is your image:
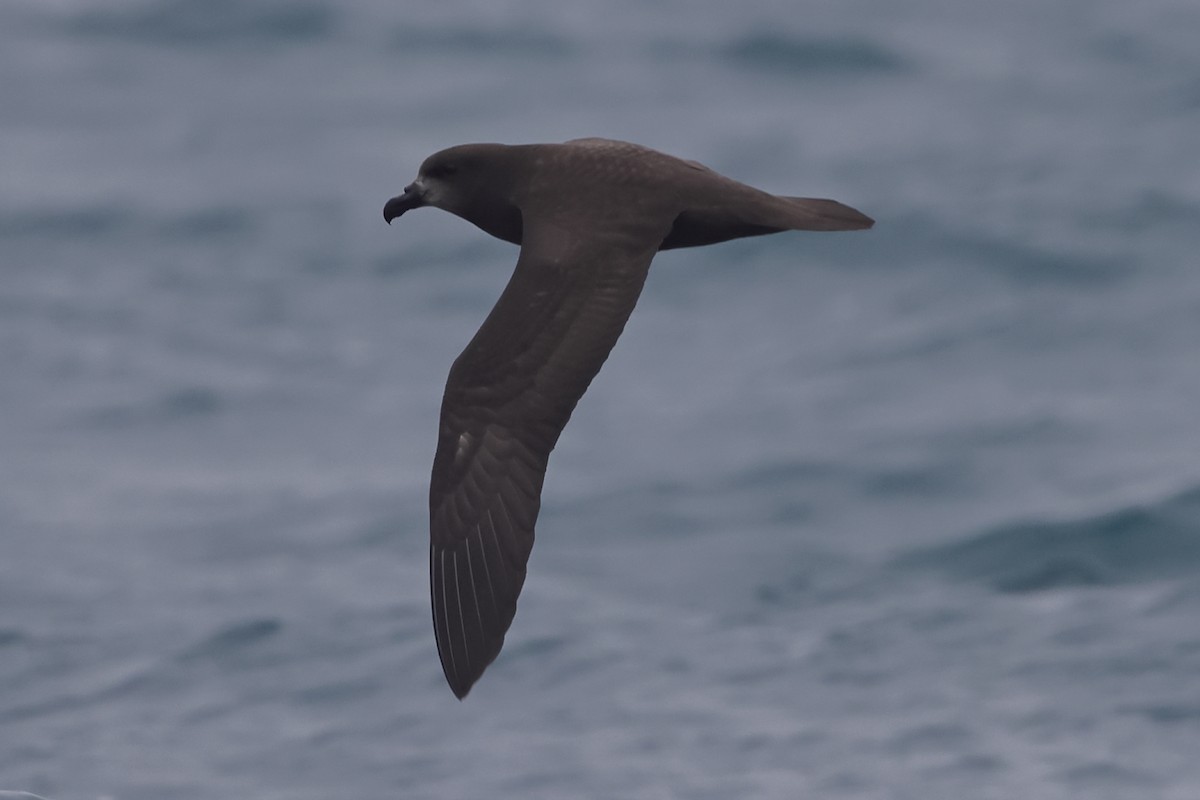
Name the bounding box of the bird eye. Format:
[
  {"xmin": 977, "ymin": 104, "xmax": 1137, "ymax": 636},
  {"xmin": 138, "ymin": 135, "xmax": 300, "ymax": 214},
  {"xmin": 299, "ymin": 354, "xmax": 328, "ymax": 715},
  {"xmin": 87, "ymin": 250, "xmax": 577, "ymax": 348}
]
[{"xmin": 427, "ymin": 162, "xmax": 457, "ymax": 179}]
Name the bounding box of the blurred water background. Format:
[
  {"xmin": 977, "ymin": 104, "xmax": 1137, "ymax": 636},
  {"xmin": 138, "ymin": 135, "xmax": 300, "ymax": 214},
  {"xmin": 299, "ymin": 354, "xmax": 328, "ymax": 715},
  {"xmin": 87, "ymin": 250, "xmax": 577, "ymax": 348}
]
[{"xmin": 3, "ymin": 0, "xmax": 1200, "ymax": 798}]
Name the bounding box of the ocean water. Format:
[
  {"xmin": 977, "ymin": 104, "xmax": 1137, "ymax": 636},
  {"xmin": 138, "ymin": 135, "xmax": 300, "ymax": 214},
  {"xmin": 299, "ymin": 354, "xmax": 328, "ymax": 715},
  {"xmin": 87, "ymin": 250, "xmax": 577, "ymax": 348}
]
[{"xmin": 3, "ymin": 0, "xmax": 1200, "ymax": 797}]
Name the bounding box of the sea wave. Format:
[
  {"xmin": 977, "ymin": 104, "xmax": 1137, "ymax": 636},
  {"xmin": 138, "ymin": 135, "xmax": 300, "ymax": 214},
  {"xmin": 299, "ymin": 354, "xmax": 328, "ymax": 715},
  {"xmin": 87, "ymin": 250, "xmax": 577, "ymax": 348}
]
[
  {"xmin": 60, "ymin": 0, "xmax": 337, "ymax": 46},
  {"xmin": 387, "ymin": 25, "xmax": 576, "ymax": 59},
  {"xmin": 0, "ymin": 204, "xmax": 257, "ymax": 243},
  {"xmin": 719, "ymin": 32, "xmax": 908, "ymax": 76},
  {"xmin": 897, "ymin": 486, "xmax": 1200, "ymax": 592}
]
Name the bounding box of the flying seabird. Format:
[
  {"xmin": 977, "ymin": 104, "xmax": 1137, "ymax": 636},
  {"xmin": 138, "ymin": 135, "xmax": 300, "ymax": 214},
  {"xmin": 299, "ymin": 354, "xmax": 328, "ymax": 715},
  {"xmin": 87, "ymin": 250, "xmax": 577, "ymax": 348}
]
[{"xmin": 384, "ymin": 138, "xmax": 873, "ymax": 698}]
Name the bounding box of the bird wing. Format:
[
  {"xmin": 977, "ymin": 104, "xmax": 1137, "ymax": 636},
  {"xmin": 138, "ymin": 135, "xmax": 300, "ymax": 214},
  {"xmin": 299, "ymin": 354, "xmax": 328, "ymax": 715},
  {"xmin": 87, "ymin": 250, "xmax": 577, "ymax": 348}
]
[{"xmin": 428, "ymin": 218, "xmax": 665, "ymax": 698}]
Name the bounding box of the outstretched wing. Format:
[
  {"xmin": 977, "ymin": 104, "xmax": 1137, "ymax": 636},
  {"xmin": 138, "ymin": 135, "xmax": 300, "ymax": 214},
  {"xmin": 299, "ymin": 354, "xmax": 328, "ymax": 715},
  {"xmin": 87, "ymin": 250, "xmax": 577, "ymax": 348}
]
[{"xmin": 428, "ymin": 222, "xmax": 662, "ymax": 698}]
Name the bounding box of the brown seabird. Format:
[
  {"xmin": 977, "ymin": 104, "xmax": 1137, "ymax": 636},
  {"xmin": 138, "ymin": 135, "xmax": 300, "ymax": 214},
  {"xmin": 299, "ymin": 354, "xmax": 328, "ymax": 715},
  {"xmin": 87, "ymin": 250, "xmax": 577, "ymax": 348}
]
[{"xmin": 384, "ymin": 138, "xmax": 873, "ymax": 698}]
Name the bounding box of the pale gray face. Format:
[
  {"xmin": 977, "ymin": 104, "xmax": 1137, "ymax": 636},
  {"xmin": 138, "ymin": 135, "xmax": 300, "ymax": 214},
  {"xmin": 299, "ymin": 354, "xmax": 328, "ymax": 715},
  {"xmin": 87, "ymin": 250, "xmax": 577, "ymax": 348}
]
[
  {"xmin": 410, "ymin": 153, "xmax": 464, "ymax": 209},
  {"xmin": 382, "ymin": 154, "xmax": 458, "ymax": 221}
]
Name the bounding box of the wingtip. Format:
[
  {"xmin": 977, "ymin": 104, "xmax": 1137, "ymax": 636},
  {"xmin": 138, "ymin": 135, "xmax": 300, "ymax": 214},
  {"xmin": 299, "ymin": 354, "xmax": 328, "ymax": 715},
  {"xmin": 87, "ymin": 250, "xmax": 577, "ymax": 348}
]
[{"xmin": 449, "ymin": 677, "xmax": 473, "ymax": 700}]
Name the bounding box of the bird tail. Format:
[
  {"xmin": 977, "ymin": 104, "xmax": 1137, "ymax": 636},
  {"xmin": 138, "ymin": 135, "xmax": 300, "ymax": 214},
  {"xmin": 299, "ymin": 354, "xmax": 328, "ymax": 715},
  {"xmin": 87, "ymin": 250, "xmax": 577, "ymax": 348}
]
[
  {"xmin": 658, "ymin": 192, "xmax": 874, "ymax": 250},
  {"xmin": 778, "ymin": 197, "xmax": 875, "ymax": 231}
]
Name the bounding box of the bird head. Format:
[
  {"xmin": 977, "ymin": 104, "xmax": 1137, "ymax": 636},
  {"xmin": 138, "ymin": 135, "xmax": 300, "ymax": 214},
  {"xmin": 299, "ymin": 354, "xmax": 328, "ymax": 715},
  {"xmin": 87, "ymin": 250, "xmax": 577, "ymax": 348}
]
[
  {"xmin": 383, "ymin": 144, "xmax": 523, "ymax": 245},
  {"xmin": 384, "ymin": 145, "xmax": 503, "ymax": 223}
]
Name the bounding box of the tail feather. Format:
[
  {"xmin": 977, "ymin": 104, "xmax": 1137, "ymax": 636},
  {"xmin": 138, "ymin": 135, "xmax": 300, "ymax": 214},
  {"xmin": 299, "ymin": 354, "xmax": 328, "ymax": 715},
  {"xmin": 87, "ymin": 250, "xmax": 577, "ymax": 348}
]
[
  {"xmin": 780, "ymin": 197, "xmax": 875, "ymax": 231},
  {"xmin": 658, "ymin": 192, "xmax": 874, "ymax": 250}
]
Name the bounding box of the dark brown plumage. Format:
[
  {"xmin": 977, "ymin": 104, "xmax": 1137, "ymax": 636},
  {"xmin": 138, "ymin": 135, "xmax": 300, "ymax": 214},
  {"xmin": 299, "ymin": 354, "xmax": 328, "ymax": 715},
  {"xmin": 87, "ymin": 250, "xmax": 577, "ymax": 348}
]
[{"xmin": 384, "ymin": 138, "xmax": 872, "ymax": 698}]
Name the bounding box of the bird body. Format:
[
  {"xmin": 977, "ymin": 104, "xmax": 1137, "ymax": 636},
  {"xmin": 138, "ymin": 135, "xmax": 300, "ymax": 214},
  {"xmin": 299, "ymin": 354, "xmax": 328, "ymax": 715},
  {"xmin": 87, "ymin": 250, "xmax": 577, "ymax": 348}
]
[{"xmin": 384, "ymin": 138, "xmax": 872, "ymax": 698}]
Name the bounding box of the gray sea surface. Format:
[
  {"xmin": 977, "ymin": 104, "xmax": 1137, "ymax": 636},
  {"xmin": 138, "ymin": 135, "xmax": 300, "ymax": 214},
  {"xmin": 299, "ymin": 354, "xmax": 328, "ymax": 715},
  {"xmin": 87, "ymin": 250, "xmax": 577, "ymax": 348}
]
[{"xmin": 3, "ymin": 0, "xmax": 1200, "ymax": 798}]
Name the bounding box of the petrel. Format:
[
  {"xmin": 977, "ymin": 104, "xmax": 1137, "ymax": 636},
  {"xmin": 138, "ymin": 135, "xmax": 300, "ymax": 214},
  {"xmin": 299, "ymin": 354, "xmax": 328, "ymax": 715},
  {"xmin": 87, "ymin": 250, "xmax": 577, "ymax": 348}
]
[{"xmin": 384, "ymin": 138, "xmax": 873, "ymax": 698}]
